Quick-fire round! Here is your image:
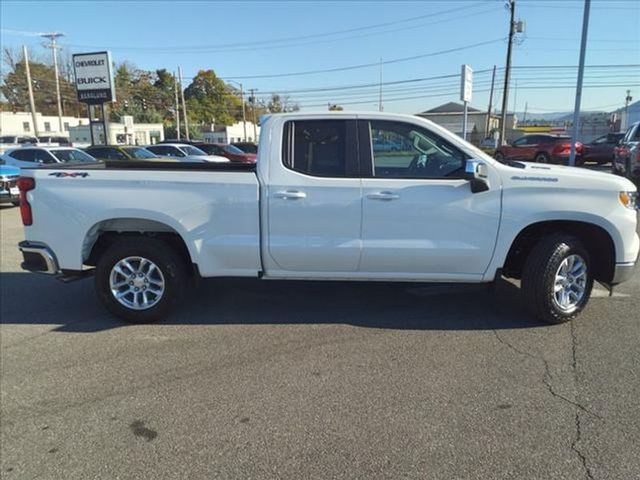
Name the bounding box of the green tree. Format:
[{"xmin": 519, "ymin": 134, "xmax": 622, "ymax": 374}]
[
  {"xmin": 183, "ymin": 70, "xmax": 242, "ymax": 126},
  {"xmin": 1, "ymin": 47, "xmax": 84, "ymax": 117},
  {"xmin": 267, "ymin": 93, "xmax": 300, "ymax": 113}
]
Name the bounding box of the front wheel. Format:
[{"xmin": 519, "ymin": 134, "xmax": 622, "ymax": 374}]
[
  {"xmin": 521, "ymin": 235, "xmax": 593, "ymax": 324},
  {"xmin": 95, "ymin": 237, "xmax": 188, "ymax": 323}
]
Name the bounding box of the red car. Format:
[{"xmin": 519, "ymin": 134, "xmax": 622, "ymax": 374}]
[
  {"xmin": 196, "ymin": 143, "xmax": 256, "ymax": 164},
  {"xmin": 494, "ymin": 134, "xmax": 583, "ymax": 165}
]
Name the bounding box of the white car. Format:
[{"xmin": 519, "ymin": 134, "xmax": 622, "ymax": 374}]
[
  {"xmin": 145, "ymin": 143, "xmax": 228, "ymax": 163},
  {"xmin": 2, "ymin": 146, "xmax": 97, "ymax": 168},
  {"xmin": 15, "ymin": 112, "xmax": 639, "ymax": 325}
]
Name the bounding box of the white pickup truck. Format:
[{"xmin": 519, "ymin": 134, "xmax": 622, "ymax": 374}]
[{"xmin": 16, "ymin": 112, "xmax": 639, "ymax": 324}]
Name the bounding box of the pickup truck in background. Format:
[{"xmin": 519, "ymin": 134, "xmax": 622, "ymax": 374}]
[{"xmin": 16, "ymin": 112, "xmax": 639, "ymax": 325}]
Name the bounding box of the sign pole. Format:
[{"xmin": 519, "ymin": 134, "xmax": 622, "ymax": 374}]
[
  {"xmin": 460, "ymin": 64, "xmax": 473, "ymax": 142},
  {"xmin": 463, "ymin": 101, "xmax": 468, "ymax": 140},
  {"xmin": 87, "ymin": 104, "xmax": 95, "ymax": 146},
  {"xmin": 569, "ymin": 0, "xmax": 591, "ymax": 167}
]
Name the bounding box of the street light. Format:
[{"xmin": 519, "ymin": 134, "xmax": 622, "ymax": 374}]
[{"xmin": 227, "ymin": 80, "xmax": 247, "ymax": 142}]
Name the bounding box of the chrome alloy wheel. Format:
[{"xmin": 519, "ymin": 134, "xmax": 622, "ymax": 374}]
[
  {"xmin": 553, "ymin": 254, "xmax": 588, "ymax": 312},
  {"xmin": 109, "ymin": 256, "xmax": 165, "ymax": 311}
]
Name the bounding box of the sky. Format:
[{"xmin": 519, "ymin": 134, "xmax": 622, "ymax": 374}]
[{"xmin": 1, "ymin": 0, "xmax": 639, "ymax": 116}]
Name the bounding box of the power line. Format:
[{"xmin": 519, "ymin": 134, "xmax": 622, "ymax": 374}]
[
  {"xmin": 220, "ymin": 38, "xmax": 505, "ymax": 80},
  {"xmin": 61, "ymin": 2, "xmax": 496, "ymax": 53}
]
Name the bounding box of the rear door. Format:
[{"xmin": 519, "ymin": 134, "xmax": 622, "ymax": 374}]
[
  {"xmin": 358, "ymin": 118, "xmax": 501, "ymax": 279},
  {"xmin": 265, "ymin": 118, "xmax": 363, "ymax": 273}
]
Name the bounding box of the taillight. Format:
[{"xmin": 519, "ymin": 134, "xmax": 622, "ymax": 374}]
[{"xmin": 17, "ymin": 177, "xmax": 35, "ymax": 226}]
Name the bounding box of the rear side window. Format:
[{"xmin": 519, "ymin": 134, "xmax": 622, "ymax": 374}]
[
  {"xmin": 282, "ymin": 120, "xmax": 357, "ymax": 177},
  {"xmin": 9, "ymin": 150, "xmax": 36, "ymax": 162}
]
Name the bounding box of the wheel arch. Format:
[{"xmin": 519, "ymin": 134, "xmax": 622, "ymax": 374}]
[
  {"xmin": 82, "ymin": 217, "xmax": 198, "ymax": 275},
  {"xmin": 502, "ymin": 220, "xmax": 616, "ymax": 283}
]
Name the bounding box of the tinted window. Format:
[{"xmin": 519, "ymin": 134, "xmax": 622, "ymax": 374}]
[
  {"xmin": 224, "ymin": 145, "xmax": 245, "ymax": 155},
  {"xmin": 9, "ymin": 150, "xmax": 36, "ymax": 162},
  {"xmin": 199, "ymin": 145, "xmax": 224, "ymax": 155},
  {"xmin": 0, "ymin": 136, "xmax": 17, "ymax": 144},
  {"xmin": 148, "ymin": 146, "xmax": 180, "ymax": 157},
  {"xmin": 126, "ymin": 147, "xmax": 157, "ymax": 159},
  {"xmin": 181, "ymin": 145, "xmax": 207, "ymax": 156},
  {"xmin": 50, "ymin": 149, "xmax": 96, "ymax": 163},
  {"xmin": 368, "ymin": 121, "xmax": 467, "ymax": 179},
  {"xmin": 282, "ymin": 120, "xmax": 353, "ymax": 177},
  {"xmin": 512, "ymin": 137, "xmax": 527, "ymax": 146}
]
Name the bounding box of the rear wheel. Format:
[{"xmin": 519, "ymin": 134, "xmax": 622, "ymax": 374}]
[
  {"xmin": 95, "ymin": 237, "xmax": 187, "ymax": 323},
  {"xmin": 521, "ymin": 235, "xmax": 593, "ymax": 324},
  {"xmin": 494, "ymin": 151, "xmax": 505, "ymax": 162},
  {"xmin": 534, "ymin": 152, "xmax": 550, "ymax": 163}
]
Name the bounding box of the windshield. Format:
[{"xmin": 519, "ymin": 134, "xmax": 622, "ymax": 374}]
[
  {"xmin": 50, "ymin": 149, "xmax": 97, "ymax": 163},
  {"xmin": 224, "ymin": 144, "xmax": 246, "ymax": 155},
  {"xmin": 126, "ymin": 147, "xmax": 158, "ymax": 159},
  {"xmin": 181, "ymin": 145, "xmax": 207, "ymax": 156}
]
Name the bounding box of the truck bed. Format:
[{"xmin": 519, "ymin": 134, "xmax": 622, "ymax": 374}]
[{"xmin": 21, "ymin": 161, "xmax": 261, "ymax": 277}]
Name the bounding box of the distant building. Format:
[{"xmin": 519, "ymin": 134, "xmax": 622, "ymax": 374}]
[
  {"xmin": 0, "ymin": 111, "xmax": 87, "ymax": 137},
  {"xmin": 69, "ymin": 121, "xmax": 164, "ymax": 146},
  {"xmin": 201, "ymin": 121, "xmax": 260, "ymax": 143},
  {"xmin": 415, "ymin": 102, "xmax": 517, "ymax": 144}
]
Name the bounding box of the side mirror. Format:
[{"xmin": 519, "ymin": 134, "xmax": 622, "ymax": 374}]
[{"xmin": 465, "ymin": 160, "xmax": 490, "ymax": 193}]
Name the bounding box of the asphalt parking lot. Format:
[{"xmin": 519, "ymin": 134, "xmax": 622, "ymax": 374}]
[{"xmin": 1, "ymin": 204, "xmax": 639, "ymax": 480}]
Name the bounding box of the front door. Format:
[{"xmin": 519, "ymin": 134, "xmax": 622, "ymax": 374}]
[
  {"xmin": 265, "ymin": 118, "xmax": 363, "ymax": 273},
  {"xmin": 359, "ymin": 119, "xmax": 502, "ymax": 279}
]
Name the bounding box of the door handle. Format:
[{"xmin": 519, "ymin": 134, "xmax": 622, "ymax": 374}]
[
  {"xmin": 367, "ymin": 191, "xmax": 399, "ymax": 201},
  {"xmin": 273, "ymin": 190, "xmax": 307, "ymax": 200}
]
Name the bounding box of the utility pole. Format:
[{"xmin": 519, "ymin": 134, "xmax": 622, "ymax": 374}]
[
  {"xmin": 624, "ymin": 89, "xmax": 633, "ymax": 130},
  {"xmin": 378, "ymin": 58, "xmax": 383, "ymax": 112},
  {"xmin": 499, "ymin": 0, "xmax": 516, "ymax": 145},
  {"xmin": 523, "ymin": 101, "xmax": 528, "ymax": 124},
  {"xmin": 485, "ymin": 65, "xmax": 497, "ymax": 135},
  {"xmin": 250, "ymin": 88, "xmax": 258, "ymax": 141},
  {"xmin": 41, "ymin": 32, "xmax": 64, "ymax": 134},
  {"xmin": 228, "ymin": 81, "xmax": 247, "ymax": 141},
  {"xmin": 178, "ymin": 66, "xmax": 190, "ymax": 141},
  {"xmin": 569, "ymin": 0, "xmax": 591, "ymax": 167},
  {"xmin": 23, "ymin": 45, "xmax": 39, "ymax": 138},
  {"xmin": 173, "ymin": 71, "xmax": 181, "ymax": 140}
]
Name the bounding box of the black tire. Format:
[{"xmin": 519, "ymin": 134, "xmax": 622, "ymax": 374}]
[
  {"xmin": 494, "ymin": 151, "xmax": 505, "ymax": 162},
  {"xmin": 521, "ymin": 235, "xmax": 593, "ymax": 325},
  {"xmin": 95, "ymin": 237, "xmax": 188, "ymax": 323},
  {"xmin": 534, "ymin": 152, "xmax": 550, "ymax": 164},
  {"xmin": 11, "ymin": 200, "xmax": 20, "ymax": 207}
]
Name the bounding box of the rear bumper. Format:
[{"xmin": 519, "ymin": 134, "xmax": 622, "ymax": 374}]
[{"xmin": 18, "ymin": 241, "xmax": 60, "ymax": 275}]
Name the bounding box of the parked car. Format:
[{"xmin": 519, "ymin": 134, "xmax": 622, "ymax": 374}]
[
  {"xmin": 0, "ymin": 135, "xmax": 39, "ymax": 146},
  {"xmin": 2, "ymin": 146, "xmax": 98, "ymax": 168},
  {"xmin": 0, "ymin": 135, "xmax": 39, "ymax": 154},
  {"xmin": 146, "ymin": 144, "xmax": 228, "ymax": 163},
  {"xmin": 38, "ymin": 135, "xmax": 72, "ymax": 146},
  {"xmin": 15, "ymin": 112, "xmax": 638, "ymax": 326},
  {"xmin": 196, "ymin": 143, "xmax": 256, "ymax": 164},
  {"xmin": 583, "ymin": 133, "xmax": 625, "ymax": 165},
  {"xmin": 613, "ymin": 121, "xmax": 640, "ymax": 183},
  {"xmin": 494, "ymin": 134, "xmax": 584, "ymax": 165},
  {"xmin": 232, "ymin": 142, "xmax": 258, "ymax": 154},
  {"xmin": 85, "ymin": 145, "xmax": 179, "ymax": 162},
  {"xmin": 0, "ymin": 161, "xmax": 20, "ymax": 207}
]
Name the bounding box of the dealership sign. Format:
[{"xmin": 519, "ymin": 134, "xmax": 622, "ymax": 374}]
[{"xmin": 72, "ymin": 51, "xmax": 115, "ymax": 104}]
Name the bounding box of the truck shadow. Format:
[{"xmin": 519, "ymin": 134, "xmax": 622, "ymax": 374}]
[{"xmin": 0, "ymin": 272, "xmax": 547, "ymax": 332}]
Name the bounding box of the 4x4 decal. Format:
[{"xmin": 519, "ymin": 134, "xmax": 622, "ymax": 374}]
[{"xmin": 48, "ymin": 172, "xmax": 89, "ymax": 178}]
